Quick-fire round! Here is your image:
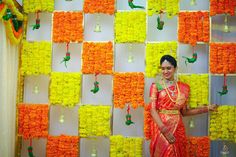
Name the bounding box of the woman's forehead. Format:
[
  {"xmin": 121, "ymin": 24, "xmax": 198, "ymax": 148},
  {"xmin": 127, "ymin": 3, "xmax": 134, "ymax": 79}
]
[{"xmin": 161, "ymin": 61, "xmax": 173, "ymax": 67}]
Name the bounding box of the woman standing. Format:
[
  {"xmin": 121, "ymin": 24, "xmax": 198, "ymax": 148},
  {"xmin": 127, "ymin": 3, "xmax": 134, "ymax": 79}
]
[{"xmin": 149, "ymin": 55, "xmax": 217, "ymax": 157}]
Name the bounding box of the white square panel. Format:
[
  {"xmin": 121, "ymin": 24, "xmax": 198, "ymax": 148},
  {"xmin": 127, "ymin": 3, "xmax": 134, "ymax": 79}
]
[
  {"xmin": 24, "ymin": 75, "xmax": 50, "ymax": 103},
  {"xmin": 115, "ymin": 44, "xmax": 145, "ymax": 72},
  {"xmin": 116, "ymin": 0, "xmax": 146, "ymax": 10},
  {"xmin": 52, "ymin": 43, "xmax": 82, "ymax": 72},
  {"xmin": 211, "ymin": 15, "xmax": 236, "ymax": 42},
  {"xmin": 180, "ymin": 0, "xmax": 209, "ymax": 11},
  {"xmin": 178, "ymin": 43, "xmax": 209, "ymax": 74},
  {"xmin": 84, "ymin": 14, "xmax": 114, "ymax": 41},
  {"xmin": 54, "ymin": 0, "xmax": 83, "ymax": 11},
  {"xmin": 112, "ymin": 107, "xmax": 144, "ymax": 137},
  {"xmin": 49, "ymin": 105, "xmax": 79, "ymax": 136},
  {"xmin": 80, "ymin": 137, "xmax": 110, "ymax": 157},
  {"xmin": 21, "ymin": 139, "xmax": 47, "ymax": 157},
  {"xmin": 26, "ymin": 13, "xmax": 52, "ymax": 41},
  {"xmin": 211, "ymin": 76, "xmax": 236, "ymax": 105},
  {"xmin": 81, "ymin": 75, "xmax": 113, "ymax": 105},
  {"xmin": 147, "ymin": 14, "xmax": 178, "ymax": 41}
]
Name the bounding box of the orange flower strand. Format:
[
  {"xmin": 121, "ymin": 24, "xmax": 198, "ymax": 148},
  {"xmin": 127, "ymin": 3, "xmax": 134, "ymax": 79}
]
[
  {"xmin": 187, "ymin": 136, "xmax": 210, "ymax": 157},
  {"xmin": 83, "ymin": 0, "xmax": 115, "ymax": 15},
  {"xmin": 210, "ymin": 43, "xmax": 236, "ymax": 74},
  {"xmin": 53, "ymin": 11, "xmax": 83, "ymax": 43},
  {"xmin": 82, "ymin": 42, "xmax": 113, "ymax": 74},
  {"xmin": 47, "ymin": 135, "xmax": 79, "ymax": 157},
  {"xmin": 18, "ymin": 104, "xmax": 49, "ymax": 139},
  {"xmin": 178, "ymin": 11, "xmax": 209, "ymax": 46},
  {"xmin": 113, "ymin": 72, "xmax": 145, "ymax": 109},
  {"xmin": 210, "ymin": 0, "xmax": 236, "ymax": 16}
]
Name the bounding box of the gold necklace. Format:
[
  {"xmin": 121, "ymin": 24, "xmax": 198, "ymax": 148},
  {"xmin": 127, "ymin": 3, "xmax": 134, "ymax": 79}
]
[{"xmin": 162, "ymin": 79, "xmax": 180, "ymax": 103}]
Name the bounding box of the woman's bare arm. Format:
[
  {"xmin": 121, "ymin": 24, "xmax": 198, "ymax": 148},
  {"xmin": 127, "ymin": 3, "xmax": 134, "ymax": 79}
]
[{"xmin": 181, "ymin": 104, "xmax": 218, "ymax": 116}]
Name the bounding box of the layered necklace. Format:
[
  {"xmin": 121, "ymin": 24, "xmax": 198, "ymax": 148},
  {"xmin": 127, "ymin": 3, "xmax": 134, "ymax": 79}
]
[{"xmin": 162, "ymin": 79, "xmax": 180, "ymax": 103}]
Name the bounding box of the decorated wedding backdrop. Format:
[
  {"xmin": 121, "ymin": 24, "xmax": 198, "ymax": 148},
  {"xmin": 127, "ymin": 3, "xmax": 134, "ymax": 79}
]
[{"xmin": 1, "ymin": 0, "xmax": 236, "ymax": 156}]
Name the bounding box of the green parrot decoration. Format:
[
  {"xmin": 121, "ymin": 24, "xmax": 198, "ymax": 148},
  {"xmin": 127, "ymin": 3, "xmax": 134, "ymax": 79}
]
[
  {"xmin": 31, "ymin": 19, "xmax": 40, "ymax": 30},
  {"xmin": 128, "ymin": 0, "xmax": 145, "ymax": 9},
  {"xmin": 125, "ymin": 114, "xmax": 134, "ymax": 125},
  {"xmin": 60, "ymin": 52, "xmax": 70, "ymax": 68},
  {"xmin": 28, "ymin": 146, "xmax": 35, "ymax": 157},
  {"xmin": 3, "ymin": 9, "xmax": 13, "ymax": 21},
  {"xmin": 182, "ymin": 52, "xmax": 197, "ymax": 65},
  {"xmin": 218, "ymin": 85, "xmax": 228, "ymax": 96},
  {"xmin": 157, "ymin": 16, "xmax": 164, "ymax": 30},
  {"xmin": 12, "ymin": 15, "xmax": 19, "ymax": 31},
  {"xmin": 91, "ymin": 81, "xmax": 99, "ymax": 94}
]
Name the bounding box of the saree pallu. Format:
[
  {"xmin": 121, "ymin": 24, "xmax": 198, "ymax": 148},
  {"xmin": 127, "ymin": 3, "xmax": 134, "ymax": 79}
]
[{"xmin": 149, "ymin": 82, "xmax": 190, "ymax": 157}]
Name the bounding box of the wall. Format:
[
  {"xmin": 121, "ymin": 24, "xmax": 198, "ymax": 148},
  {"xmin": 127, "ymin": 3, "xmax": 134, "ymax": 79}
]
[{"xmin": 17, "ymin": 0, "xmax": 236, "ymax": 156}]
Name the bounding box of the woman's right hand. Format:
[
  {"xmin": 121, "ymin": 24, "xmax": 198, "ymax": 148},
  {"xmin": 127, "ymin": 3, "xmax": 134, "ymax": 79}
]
[
  {"xmin": 163, "ymin": 131, "xmax": 176, "ymax": 144},
  {"xmin": 160, "ymin": 125, "xmax": 176, "ymax": 144}
]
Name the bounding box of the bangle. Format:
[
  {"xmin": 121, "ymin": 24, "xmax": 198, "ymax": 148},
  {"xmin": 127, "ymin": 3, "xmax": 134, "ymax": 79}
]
[
  {"xmin": 198, "ymin": 107, "xmax": 208, "ymax": 114},
  {"xmin": 159, "ymin": 125, "xmax": 168, "ymax": 134}
]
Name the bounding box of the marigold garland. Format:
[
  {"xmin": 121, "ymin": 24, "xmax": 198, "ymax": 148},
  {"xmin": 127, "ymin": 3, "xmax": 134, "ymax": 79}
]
[
  {"xmin": 46, "ymin": 135, "xmax": 79, "ymax": 157},
  {"xmin": 210, "ymin": 43, "xmax": 236, "ymax": 74},
  {"xmin": 115, "ymin": 11, "xmax": 146, "ymax": 43},
  {"xmin": 178, "ymin": 11, "xmax": 209, "ymax": 46},
  {"xmin": 0, "ymin": 3, "xmax": 7, "ymax": 19},
  {"xmin": 23, "ymin": 0, "xmax": 54, "ymax": 13},
  {"xmin": 82, "ymin": 42, "xmax": 113, "ymax": 74},
  {"xmin": 53, "ymin": 11, "xmax": 84, "ymax": 43},
  {"xmin": 4, "ymin": 19, "xmax": 23, "ymax": 44},
  {"xmin": 110, "ymin": 135, "xmax": 143, "ymax": 157},
  {"xmin": 113, "ymin": 72, "xmax": 145, "ymax": 109},
  {"xmin": 21, "ymin": 41, "xmax": 52, "ymax": 76},
  {"xmin": 210, "ymin": 0, "xmax": 236, "ymax": 16},
  {"xmin": 145, "ymin": 42, "xmax": 177, "ymax": 77},
  {"xmin": 79, "ymin": 105, "xmax": 111, "ymax": 137},
  {"xmin": 83, "ymin": 0, "xmax": 115, "ymax": 15},
  {"xmin": 3, "ymin": 0, "xmax": 24, "ymax": 20},
  {"xmin": 18, "ymin": 104, "xmax": 49, "ymax": 139},
  {"xmin": 210, "ymin": 105, "xmax": 236, "ymax": 142},
  {"xmin": 144, "ymin": 104, "xmax": 152, "ymax": 140},
  {"xmin": 50, "ymin": 72, "xmax": 81, "ymax": 107},
  {"xmin": 187, "ymin": 136, "xmax": 210, "ymax": 157},
  {"xmin": 178, "ymin": 74, "xmax": 209, "ymax": 108},
  {"xmin": 147, "ymin": 0, "xmax": 179, "ymax": 17}
]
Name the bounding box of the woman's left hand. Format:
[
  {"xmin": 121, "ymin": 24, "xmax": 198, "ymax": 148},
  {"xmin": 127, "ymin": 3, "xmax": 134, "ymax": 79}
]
[{"xmin": 208, "ymin": 104, "xmax": 218, "ymax": 112}]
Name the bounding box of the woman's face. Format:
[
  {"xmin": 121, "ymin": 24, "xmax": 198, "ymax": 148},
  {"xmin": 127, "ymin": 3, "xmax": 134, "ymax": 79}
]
[{"xmin": 161, "ymin": 60, "xmax": 176, "ymax": 80}]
